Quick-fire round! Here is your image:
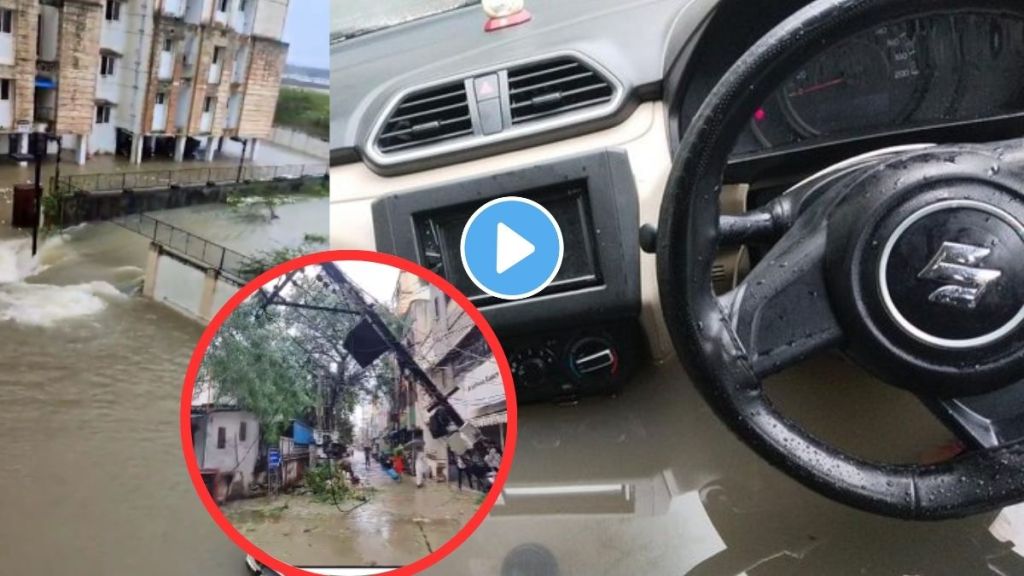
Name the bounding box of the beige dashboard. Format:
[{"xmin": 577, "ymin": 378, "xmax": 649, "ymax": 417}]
[{"xmin": 331, "ymin": 101, "xmax": 678, "ymax": 361}]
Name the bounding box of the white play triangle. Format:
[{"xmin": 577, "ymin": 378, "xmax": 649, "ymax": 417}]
[{"xmin": 496, "ymin": 222, "xmax": 536, "ymax": 274}]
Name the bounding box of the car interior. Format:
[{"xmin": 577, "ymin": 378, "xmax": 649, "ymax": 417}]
[{"xmin": 331, "ymin": 0, "xmax": 1024, "ymax": 573}]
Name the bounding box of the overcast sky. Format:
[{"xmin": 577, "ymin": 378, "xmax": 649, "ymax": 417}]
[
  {"xmin": 284, "ymin": 0, "xmax": 330, "ymax": 69},
  {"xmin": 338, "ymin": 261, "xmax": 401, "ymax": 305}
]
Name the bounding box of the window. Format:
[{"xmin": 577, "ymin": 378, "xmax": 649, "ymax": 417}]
[
  {"xmin": 239, "ymin": 421, "xmax": 247, "ymax": 442},
  {"xmin": 95, "ymin": 105, "xmax": 111, "ymax": 124},
  {"xmin": 105, "ymin": 0, "xmax": 120, "ymax": 22},
  {"xmin": 155, "ymin": 92, "xmax": 166, "ymax": 105},
  {"xmin": 99, "ymin": 55, "xmax": 116, "ymax": 77},
  {"xmin": 203, "ymin": 96, "xmax": 214, "ymax": 113},
  {"xmin": 0, "ymin": 79, "xmax": 11, "ymax": 101},
  {"xmin": 0, "ymin": 9, "xmax": 13, "ymax": 34},
  {"xmin": 218, "ymin": 0, "xmax": 229, "ymax": 12},
  {"xmin": 239, "ymin": 0, "xmax": 247, "ymax": 12},
  {"xmin": 163, "ymin": 38, "xmax": 173, "ymax": 52},
  {"xmin": 216, "ymin": 426, "xmax": 226, "ymax": 449},
  {"xmin": 212, "ymin": 47, "xmax": 224, "ymax": 64}
]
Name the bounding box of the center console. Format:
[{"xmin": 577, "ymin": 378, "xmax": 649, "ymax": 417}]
[{"xmin": 372, "ymin": 150, "xmax": 642, "ymax": 402}]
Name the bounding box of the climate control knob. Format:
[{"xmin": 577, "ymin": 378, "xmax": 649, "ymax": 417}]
[
  {"xmin": 568, "ymin": 337, "xmax": 618, "ymax": 379},
  {"xmin": 510, "ymin": 346, "xmax": 557, "ymax": 389}
]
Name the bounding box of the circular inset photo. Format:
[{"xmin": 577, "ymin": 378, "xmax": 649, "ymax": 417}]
[{"xmin": 180, "ymin": 251, "xmax": 517, "ymax": 576}]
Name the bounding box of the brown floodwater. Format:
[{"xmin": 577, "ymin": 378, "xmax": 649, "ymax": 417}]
[{"xmin": 0, "ymin": 194, "xmax": 326, "ymax": 574}]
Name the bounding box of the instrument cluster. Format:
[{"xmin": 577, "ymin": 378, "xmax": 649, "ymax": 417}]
[{"xmin": 730, "ymin": 12, "xmax": 1024, "ymax": 156}]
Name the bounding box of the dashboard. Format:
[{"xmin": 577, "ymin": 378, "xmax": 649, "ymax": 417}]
[
  {"xmin": 333, "ymin": 2, "xmax": 1024, "ymax": 185},
  {"xmin": 731, "ymin": 12, "xmax": 1024, "ymax": 158},
  {"xmin": 332, "ymin": 1, "xmax": 1024, "ymax": 404}
]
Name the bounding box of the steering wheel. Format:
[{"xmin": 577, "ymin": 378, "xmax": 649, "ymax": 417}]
[{"xmin": 657, "ymin": 0, "xmax": 1024, "ymax": 519}]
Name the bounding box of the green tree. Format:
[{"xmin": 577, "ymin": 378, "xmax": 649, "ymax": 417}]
[{"xmin": 200, "ymin": 271, "xmax": 392, "ymax": 445}]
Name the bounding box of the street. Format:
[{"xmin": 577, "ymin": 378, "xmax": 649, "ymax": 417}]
[{"xmin": 222, "ymin": 455, "xmax": 482, "ymax": 567}]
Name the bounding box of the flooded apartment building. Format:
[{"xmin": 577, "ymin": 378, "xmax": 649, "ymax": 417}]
[{"xmin": 0, "ymin": 0, "xmax": 288, "ymax": 165}]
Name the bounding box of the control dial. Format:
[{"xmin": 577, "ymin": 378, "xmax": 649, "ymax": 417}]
[
  {"xmin": 568, "ymin": 337, "xmax": 619, "ymax": 379},
  {"xmin": 510, "ymin": 346, "xmax": 557, "ymax": 389}
]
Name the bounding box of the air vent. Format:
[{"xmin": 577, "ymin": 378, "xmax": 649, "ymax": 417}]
[
  {"xmin": 508, "ymin": 57, "xmax": 614, "ymax": 125},
  {"xmin": 378, "ymin": 81, "xmax": 473, "ymax": 153}
]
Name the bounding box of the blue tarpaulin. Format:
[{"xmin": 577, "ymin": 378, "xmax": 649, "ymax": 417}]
[{"xmin": 291, "ymin": 421, "xmax": 314, "ymax": 445}]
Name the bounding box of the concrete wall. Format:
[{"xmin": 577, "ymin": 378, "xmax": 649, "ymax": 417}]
[
  {"xmin": 252, "ymin": 0, "xmax": 287, "ymax": 40},
  {"xmin": 236, "ymin": 36, "xmax": 285, "ymax": 138},
  {"xmin": 144, "ymin": 243, "xmax": 241, "ymax": 323},
  {"xmin": 11, "ymin": 0, "xmax": 38, "ymax": 129},
  {"xmin": 269, "ymin": 126, "xmax": 328, "ymax": 159},
  {"xmin": 56, "ymin": 1, "xmax": 102, "ymax": 136}
]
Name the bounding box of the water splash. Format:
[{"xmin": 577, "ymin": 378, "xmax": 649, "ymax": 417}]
[
  {"xmin": 0, "ymin": 233, "xmax": 124, "ymax": 327},
  {"xmin": 0, "ymin": 237, "xmax": 42, "ymax": 283}
]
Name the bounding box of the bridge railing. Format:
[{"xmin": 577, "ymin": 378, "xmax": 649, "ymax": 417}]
[
  {"xmin": 115, "ymin": 213, "xmax": 251, "ymax": 282},
  {"xmin": 55, "ymin": 163, "xmax": 327, "ymax": 194}
]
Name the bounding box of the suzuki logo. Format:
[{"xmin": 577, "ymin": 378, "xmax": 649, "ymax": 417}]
[{"xmin": 918, "ymin": 242, "xmax": 1003, "ymax": 309}]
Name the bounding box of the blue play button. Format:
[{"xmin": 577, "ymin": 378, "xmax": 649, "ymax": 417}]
[{"xmin": 460, "ymin": 197, "xmax": 564, "ymax": 301}]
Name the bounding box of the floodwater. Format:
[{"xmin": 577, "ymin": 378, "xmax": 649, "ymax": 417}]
[
  {"xmin": 223, "ymin": 455, "xmax": 479, "ymax": 567},
  {"xmin": 154, "ymin": 197, "xmax": 329, "ymax": 255},
  {"xmin": 0, "ymin": 195, "xmax": 326, "ymax": 573}
]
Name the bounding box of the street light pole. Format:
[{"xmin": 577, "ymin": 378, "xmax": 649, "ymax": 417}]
[{"xmin": 31, "ymin": 133, "xmax": 43, "ymax": 256}]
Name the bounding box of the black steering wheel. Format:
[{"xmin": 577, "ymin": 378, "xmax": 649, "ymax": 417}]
[{"xmin": 657, "ymin": 0, "xmax": 1024, "ymax": 519}]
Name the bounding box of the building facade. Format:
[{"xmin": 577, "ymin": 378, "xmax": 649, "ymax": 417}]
[
  {"xmin": 0, "ymin": 0, "xmax": 288, "ymax": 165},
  {"xmin": 395, "ymin": 274, "xmax": 507, "ymax": 476}
]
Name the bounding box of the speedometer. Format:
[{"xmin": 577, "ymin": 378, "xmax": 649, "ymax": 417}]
[{"xmin": 781, "ymin": 22, "xmax": 928, "ymax": 137}]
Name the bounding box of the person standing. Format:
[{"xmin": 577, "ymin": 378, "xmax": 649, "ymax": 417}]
[
  {"xmin": 415, "ymin": 450, "xmax": 430, "ymax": 488},
  {"xmin": 454, "ymin": 453, "xmax": 469, "ymax": 491},
  {"xmin": 392, "ymin": 452, "xmax": 405, "ymax": 481},
  {"xmin": 363, "ymin": 445, "xmax": 371, "ymax": 469},
  {"xmin": 485, "ymin": 446, "xmax": 502, "ymax": 472}
]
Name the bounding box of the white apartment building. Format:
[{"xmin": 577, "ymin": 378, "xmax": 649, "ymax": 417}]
[{"xmin": 0, "ymin": 0, "xmax": 289, "ymax": 165}]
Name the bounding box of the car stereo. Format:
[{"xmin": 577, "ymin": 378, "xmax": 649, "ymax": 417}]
[
  {"xmin": 372, "ymin": 150, "xmax": 640, "ymax": 335},
  {"xmin": 372, "ymin": 150, "xmax": 642, "ymax": 403}
]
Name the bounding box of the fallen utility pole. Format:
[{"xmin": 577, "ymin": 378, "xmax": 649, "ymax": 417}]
[
  {"xmin": 318, "ymin": 263, "xmax": 482, "ymax": 455},
  {"xmin": 254, "ymin": 264, "xmax": 484, "ymax": 455}
]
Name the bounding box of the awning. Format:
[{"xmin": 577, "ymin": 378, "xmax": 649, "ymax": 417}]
[
  {"xmin": 34, "ymin": 76, "xmax": 56, "ymax": 89},
  {"xmin": 100, "ymin": 48, "xmax": 123, "ymax": 58},
  {"xmin": 471, "ymin": 411, "xmax": 507, "ymax": 428},
  {"xmin": 94, "ymin": 98, "xmax": 118, "ymax": 107}
]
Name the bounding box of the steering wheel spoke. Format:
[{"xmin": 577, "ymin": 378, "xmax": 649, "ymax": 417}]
[
  {"xmin": 723, "ymin": 217, "xmax": 844, "ymax": 377},
  {"xmin": 926, "ymin": 380, "xmax": 1024, "ymax": 449}
]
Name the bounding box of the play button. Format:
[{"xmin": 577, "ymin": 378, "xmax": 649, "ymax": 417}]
[
  {"xmin": 461, "ymin": 197, "xmax": 564, "ymax": 300},
  {"xmin": 496, "ymin": 223, "xmax": 535, "ymax": 274}
]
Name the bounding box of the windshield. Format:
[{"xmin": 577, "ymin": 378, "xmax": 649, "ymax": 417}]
[{"xmin": 332, "ymin": 0, "xmax": 481, "ymax": 42}]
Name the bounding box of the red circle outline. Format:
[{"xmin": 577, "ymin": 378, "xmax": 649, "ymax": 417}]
[{"xmin": 180, "ymin": 250, "xmax": 518, "ymax": 576}]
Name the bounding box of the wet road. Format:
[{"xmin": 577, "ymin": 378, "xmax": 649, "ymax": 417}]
[
  {"xmin": 0, "ymin": 197, "xmax": 326, "ymax": 574},
  {"xmin": 223, "ymin": 455, "xmax": 480, "ymax": 568}
]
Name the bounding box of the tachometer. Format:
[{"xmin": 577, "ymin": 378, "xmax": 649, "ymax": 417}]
[{"xmin": 781, "ymin": 22, "xmax": 927, "ymax": 137}]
